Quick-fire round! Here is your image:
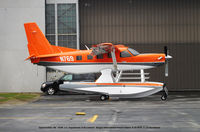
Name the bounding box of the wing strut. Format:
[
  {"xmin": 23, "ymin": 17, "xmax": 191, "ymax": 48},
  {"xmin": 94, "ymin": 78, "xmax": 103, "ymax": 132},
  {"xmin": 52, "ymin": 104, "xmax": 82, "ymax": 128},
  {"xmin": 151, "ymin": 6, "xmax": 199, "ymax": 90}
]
[
  {"xmin": 110, "ymin": 47, "xmax": 118, "ymax": 71},
  {"xmin": 91, "ymin": 43, "xmax": 119, "ymax": 71}
]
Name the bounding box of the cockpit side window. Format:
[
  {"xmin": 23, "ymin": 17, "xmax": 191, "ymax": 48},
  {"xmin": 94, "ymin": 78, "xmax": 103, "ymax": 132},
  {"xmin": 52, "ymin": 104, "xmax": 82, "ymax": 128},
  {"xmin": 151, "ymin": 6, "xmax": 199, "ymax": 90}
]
[
  {"xmin": 96, "ymin": 54, "xmax": 103, "ymax": 59},
  {"xmin": 128, "ymin": 48, "xmax": 140, "ymax": 56},
  {"xmin": 120, "ymin": 51, "xmax": 132, "ymax": 58}
]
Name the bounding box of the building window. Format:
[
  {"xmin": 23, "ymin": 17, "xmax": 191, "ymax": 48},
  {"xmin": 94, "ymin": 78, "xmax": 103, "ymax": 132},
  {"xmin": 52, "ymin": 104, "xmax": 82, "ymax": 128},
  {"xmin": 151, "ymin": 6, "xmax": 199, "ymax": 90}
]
[
  {"xmin": 120, "ymin": 51, "xmax": 132, "ymax": 58},
  {"xmin": 45, "ymin": 1, "xmax": 78, "ymax": 49},
  {"xmin": 57, "ymin": 4, "xmax": 77, "ymax": 48},
  {"xmin": 87, "ymin": 55, "xmax": 93, "ymax": 60},
  {"xmin": 76, "ymin": 56, "xmax": 82, "ymax": 60},
  {"xmin": 45, "ymin": 4, "xmax": 55, "ymax": 45},
  {"xmin": 97, "ymin": 54, "xmax": 103, "ymax": 59}
]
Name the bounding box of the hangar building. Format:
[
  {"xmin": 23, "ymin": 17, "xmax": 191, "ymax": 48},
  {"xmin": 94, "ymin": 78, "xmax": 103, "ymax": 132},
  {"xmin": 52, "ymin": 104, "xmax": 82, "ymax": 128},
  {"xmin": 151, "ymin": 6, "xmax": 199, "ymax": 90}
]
[{"xmin": 0, "ymin": 0, "xmax": 199, "ymax": 92}]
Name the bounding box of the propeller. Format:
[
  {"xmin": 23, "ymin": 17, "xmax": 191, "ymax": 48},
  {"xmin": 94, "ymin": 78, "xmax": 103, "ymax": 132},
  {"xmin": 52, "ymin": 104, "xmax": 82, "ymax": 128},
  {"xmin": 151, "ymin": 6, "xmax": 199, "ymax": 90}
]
[
  {"xmin": 164, "ymin": 46, "xmax": 168, "ymax": 56},
  {"xmin": 164, "ymin": 46, "xmax": 172, "ymax": 77}
]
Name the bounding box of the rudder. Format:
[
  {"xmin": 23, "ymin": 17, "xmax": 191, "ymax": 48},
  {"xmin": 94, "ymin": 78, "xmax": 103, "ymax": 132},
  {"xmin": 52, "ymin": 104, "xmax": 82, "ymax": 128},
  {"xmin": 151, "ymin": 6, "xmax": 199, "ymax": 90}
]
[{"xmin": 24, "ymin": 22, "xmax": 55, "ymax": 56}]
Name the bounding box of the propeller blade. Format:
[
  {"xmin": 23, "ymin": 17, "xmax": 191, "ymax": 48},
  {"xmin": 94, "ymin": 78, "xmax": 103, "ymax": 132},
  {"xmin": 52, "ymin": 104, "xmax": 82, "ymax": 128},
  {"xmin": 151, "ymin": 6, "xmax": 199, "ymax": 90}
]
[
  {"xmin": 164, "ymin": 46, "xmax": 168, "ymax": 56},
  {"xmin": 165, "ymin": 60, "xmax": 168, "ymax": 77}
]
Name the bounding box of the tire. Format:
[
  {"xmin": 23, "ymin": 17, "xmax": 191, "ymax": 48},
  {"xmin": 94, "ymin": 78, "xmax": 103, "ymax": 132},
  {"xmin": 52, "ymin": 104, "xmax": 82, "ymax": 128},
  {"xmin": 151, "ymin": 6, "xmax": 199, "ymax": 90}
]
[
  {"xmin": 45, "ymin": 87, "xmax": 56, "ymax": 95},
  {"xmin": 100, "ymin": 95, "xmax": 106, "ymax": 101},
  {"xmin": 100, "ymin": 95, "xmax": 109, "ymax": 101},
  {"xmin": 161, "ymin": 93, "xmax": 167, "ymax": 101}
]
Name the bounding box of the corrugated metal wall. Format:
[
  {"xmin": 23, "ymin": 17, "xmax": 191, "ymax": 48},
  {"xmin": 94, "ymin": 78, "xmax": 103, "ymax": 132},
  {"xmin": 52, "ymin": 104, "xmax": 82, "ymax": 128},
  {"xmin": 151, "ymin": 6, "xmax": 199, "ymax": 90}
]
[{"xmin": 79, "ymin": 0, "xmax": 200, "ymax": 91}]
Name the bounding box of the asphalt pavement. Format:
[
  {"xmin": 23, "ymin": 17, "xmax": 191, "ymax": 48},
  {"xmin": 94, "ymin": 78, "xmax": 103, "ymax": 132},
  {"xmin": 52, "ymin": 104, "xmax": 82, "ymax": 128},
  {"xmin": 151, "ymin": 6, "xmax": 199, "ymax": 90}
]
[{"xmin": 0, "ymin": 92, "xmax": 200, "ymax": 132}]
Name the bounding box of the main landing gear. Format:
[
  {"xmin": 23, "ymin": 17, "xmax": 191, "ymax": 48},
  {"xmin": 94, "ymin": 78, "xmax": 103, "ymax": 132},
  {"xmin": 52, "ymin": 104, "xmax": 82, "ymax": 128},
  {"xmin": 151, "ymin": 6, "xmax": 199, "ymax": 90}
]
[
  {"xmin": 161, "ymin": 84, "xmax": 168, "ymax": 101},
  {"xmin": 100, "ymin": 95, "xmax": 109, "ymax": 101}
]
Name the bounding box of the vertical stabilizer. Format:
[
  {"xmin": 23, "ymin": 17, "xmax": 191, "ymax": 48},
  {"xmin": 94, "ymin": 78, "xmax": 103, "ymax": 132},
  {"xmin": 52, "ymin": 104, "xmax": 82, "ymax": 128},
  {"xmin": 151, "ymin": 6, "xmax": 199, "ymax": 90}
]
[{"xmin": 24, "ymin": 22, "xmax": 55, "ymax": 56}]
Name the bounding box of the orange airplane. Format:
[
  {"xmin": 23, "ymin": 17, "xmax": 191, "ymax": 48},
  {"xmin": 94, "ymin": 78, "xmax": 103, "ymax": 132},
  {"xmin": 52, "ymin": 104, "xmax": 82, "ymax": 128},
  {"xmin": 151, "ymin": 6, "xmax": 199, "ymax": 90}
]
[{"xmin": 24, "ymin": 22, "xmax": 172, "ymax": 100}]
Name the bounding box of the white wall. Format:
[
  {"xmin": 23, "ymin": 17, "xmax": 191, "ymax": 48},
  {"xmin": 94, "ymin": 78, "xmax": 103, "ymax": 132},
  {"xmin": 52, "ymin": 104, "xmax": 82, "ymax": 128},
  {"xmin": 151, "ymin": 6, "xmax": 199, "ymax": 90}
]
[{"xmin": 0, "ymin": 0, "xmax": 46, "ymax": 92}]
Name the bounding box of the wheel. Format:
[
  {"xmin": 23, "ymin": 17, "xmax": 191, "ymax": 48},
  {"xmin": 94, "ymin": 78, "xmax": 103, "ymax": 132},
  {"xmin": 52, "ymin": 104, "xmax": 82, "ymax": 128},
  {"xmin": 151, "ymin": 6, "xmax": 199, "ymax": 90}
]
[
  {"xmin": 100, "ymin": 95, "xmax": 109, "ymax": 101},
  {"xmin": 100, "ymin": 95, "xmax": 107, "ymax": 101},
  {"xmin": 161, "ymin": 93, "xmax": 167, "ymax": 101},
  {"xmin": 100, "ymin": 95, "xmax": 106, "ymax": 101},
  {"xmin": 45, "ymin": 87, "xmax": 56, "ymax": 95}
]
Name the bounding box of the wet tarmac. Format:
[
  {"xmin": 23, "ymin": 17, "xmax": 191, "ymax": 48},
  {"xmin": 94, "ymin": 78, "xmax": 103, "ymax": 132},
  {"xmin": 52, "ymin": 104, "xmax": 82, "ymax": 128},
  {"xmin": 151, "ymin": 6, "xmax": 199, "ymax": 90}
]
[{"xmin": 0, "ymin": 92, "xmax": 200, "ymax": 132}]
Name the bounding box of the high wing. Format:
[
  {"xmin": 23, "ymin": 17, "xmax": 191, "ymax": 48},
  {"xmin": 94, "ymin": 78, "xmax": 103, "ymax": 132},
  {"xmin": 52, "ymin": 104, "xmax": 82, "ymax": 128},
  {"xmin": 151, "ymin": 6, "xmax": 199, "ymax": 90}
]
[{"xmin": 91, "ymin": 43, "xmax": 118, "ymax": 71}]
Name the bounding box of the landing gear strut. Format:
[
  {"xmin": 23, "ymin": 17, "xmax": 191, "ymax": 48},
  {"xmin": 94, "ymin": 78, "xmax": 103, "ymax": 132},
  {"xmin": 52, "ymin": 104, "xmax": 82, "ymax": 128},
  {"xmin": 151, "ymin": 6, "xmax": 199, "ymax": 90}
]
[
  {"xmin": 100, "ymin": 95, "xmax": 109, "ymax": 101},
  {"xmin": 161, "ymin": 84, "xmax": 168, "ymax": 101}
]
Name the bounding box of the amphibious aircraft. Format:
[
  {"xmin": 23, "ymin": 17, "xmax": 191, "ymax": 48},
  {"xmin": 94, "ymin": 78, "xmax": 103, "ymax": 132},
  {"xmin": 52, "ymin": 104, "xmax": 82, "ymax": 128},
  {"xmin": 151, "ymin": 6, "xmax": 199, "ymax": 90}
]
[{"xmin": 24, "ymin": 22, "xmax": 172, "ymax": 100}]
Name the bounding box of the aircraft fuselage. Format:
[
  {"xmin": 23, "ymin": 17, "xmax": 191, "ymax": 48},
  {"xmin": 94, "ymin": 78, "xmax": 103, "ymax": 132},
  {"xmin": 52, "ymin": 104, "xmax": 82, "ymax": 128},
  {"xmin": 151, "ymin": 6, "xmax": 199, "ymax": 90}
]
[{"xmin": 36, "ymin": 49, "xmax": 165, "ymax": 73}]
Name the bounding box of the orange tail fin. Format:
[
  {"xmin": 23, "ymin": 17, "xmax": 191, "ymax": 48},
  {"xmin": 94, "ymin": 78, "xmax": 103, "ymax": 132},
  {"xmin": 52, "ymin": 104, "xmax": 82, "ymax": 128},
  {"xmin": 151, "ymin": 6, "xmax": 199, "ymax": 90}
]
[
  {"xmin": 24, "ymin": 23, "xmax": 55, "ymax": 57},
  {"xmin": 24, "ymin": 22, "xmax": 77, "ymax": 63}
]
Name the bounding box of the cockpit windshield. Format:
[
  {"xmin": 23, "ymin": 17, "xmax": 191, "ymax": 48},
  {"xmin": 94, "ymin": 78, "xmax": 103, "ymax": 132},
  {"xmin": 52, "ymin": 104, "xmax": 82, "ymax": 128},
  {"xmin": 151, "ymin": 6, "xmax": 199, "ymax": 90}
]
[{"xmin": 128, "ymin": 48, "xmax": 140, "ymax": 56}]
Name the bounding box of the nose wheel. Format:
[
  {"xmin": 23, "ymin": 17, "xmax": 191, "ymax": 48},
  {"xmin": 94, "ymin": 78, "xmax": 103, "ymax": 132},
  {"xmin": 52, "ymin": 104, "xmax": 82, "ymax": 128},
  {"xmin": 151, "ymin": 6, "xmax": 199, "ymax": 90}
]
[
  {"xmin": 161, "ymin": 84, "xmax": 168, "ymax": 101},
  {"xmin": 100, "ymin": 95, "xmax": 109, "ymax": 101}
]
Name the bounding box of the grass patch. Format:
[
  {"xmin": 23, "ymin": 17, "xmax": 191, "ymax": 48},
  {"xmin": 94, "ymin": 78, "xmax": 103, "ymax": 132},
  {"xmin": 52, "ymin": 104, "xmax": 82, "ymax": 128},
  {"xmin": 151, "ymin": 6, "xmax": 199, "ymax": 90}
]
[
  {"xmin": 0, "ymin": 93, "xmax": 40, "ymax": 103},
  {"xmin": 0, "ymin": 98, "xmax": 9, "ymax": 102}
]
